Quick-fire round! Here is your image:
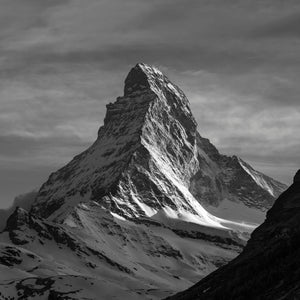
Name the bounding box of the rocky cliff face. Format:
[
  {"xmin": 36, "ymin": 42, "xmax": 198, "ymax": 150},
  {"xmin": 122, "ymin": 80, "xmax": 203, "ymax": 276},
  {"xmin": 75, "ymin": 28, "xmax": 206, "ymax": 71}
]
[
  {"xmin": 167, "ymin": 169, "xmax": 300, "ymax": 300},
  {"xmin": 31, "ymin": 64, "xmax": 202, "ymax": 222},
  {"xmin": 30, "ymin": 63, "xmax": 286, "ymax": 225},
  {"xmin": 0, "ymin": 63, "xmax": 288, "ymax": 299}
]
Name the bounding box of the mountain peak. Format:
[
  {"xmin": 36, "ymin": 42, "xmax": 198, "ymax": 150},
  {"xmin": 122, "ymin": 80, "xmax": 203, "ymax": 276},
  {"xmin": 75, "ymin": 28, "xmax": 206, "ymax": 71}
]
[
  {"xmin": 124, "ymin": 63, "xmax": 181, "ymax": 97},
  {"xmin": 124, "ymin": 63, "xmax": 151, "ymax": 96},
  {"xmin": 30, "ymin": 64, "xmax": 286, "ymax": 223}
]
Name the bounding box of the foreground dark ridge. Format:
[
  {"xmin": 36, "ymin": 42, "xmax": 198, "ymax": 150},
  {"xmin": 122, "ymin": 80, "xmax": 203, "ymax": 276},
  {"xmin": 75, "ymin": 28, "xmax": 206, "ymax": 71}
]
[{"xmin": 167, "ymin": 170, "xmax": 300, "ymax": 300}]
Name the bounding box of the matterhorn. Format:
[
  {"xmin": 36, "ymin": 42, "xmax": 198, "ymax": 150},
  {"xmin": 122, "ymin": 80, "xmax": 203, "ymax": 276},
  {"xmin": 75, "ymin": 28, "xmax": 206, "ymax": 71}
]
[{"xmin": 0, "ymin": 63, "xmax": 286, "ymax": 299}]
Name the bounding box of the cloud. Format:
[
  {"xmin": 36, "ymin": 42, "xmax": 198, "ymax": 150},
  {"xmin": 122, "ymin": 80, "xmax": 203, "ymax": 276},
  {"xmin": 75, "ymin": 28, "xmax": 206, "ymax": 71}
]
[
  {"xmin": 0, "ymin": 0, "xmax": 299, "ymax": 206},
  {"xmin": 0, "ymin": 133, "xmax": 86, "ymax": 158},
  {"xmin": 252, "ymin": 12, "xmax": 300, "ymax": 38}
]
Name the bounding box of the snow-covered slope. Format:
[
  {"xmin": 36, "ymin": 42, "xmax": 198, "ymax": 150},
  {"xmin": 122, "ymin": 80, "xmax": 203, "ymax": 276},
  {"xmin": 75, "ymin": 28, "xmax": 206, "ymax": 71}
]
[
  {"xmin": 0, "ymin": 205, "xmax": 242, "ymax": 299},
  {"xmin": 0, "ymin": 63, "xmax": 287, "ymax": 299},
  {"xmin": 166, "ymin": 170, "xmax": 300, "ymax": 300}
]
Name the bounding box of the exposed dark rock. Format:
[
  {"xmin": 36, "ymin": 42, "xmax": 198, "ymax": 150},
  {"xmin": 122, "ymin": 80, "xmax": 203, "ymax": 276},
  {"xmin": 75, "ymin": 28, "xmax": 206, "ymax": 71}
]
[
  {"xmin": 0, "ymin": 246, "xmax": 22, "ymax": 267},
  {"xmin": 294, "ymin": 169, "xmax": 300, "ymax": 183},
  {"xmin": 172, "ymin": 229, "xmax": 245, "ymax": 250},
  {"xmin": 86, "ymin": 246, "xmax": 132, "ymax": 274}
]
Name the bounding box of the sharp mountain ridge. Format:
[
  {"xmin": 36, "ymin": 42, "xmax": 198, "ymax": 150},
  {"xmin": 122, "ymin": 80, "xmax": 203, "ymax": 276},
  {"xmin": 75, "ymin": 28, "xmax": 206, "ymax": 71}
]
[
  {"xmin": 30, "ymin": 63, "xmax": 286, "ymax": 226},
  {"xmin": 0, "ymin": 63, "xmax": 287, "ymax": 300}
]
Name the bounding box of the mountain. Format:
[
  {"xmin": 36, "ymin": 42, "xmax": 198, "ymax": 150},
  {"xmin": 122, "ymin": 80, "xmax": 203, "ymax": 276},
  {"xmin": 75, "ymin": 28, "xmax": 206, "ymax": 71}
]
[
  {"xmin": 30, "ymin": 63, "xmax": 286, "ymax": 225},
  {"xmin": 166, "ymin": 170, "xmax": 300, "ymax": 300},
  {"xmin": 0, "ymin": 190, "xmax": 38, "ymax": 231},
  {"xmin": 0, "ymin": 63, "xmax": 287, "ymax": 299}
]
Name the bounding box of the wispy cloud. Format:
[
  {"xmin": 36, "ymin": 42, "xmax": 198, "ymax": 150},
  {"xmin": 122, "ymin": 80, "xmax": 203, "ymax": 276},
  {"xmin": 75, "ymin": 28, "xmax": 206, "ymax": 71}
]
[
  {"xmin": 0, "ymin": 0, "xmax": 299, "ymax": 206},
  {"xmin": 251, "ymin": 12, "xmax": 300, "ymax": 38}
]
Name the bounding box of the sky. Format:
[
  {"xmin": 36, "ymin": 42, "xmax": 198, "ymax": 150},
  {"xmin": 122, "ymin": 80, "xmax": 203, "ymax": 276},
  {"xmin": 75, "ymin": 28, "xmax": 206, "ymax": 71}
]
[{"xmin": 0, "ymin": 0, "xmax": 299, "ymax": 208}]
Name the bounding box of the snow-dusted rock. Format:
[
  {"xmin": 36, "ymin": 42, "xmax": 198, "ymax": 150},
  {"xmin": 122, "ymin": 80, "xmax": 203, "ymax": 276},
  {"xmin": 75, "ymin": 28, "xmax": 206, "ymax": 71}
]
[
  {"xmin": 0, "ymin": 63, "xmax": 288, "ymax": 299},
  {"xmin": 0, "ymin": 190, "xmax": 37, "ymax": 231},
  {"xmin": 30, "ymin": 63, "xmax": 286, "ymax": 225},
  {"xmin": 0, "ymin": 204, "xmax": 241, "ymax": 299}
]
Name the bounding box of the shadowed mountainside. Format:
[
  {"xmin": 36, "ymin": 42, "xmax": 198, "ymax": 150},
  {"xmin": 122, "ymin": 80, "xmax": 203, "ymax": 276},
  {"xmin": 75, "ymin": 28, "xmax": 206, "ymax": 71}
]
[{"xmin": 167, "ymin": 170, "xmax": 300, "ymax": 300}]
